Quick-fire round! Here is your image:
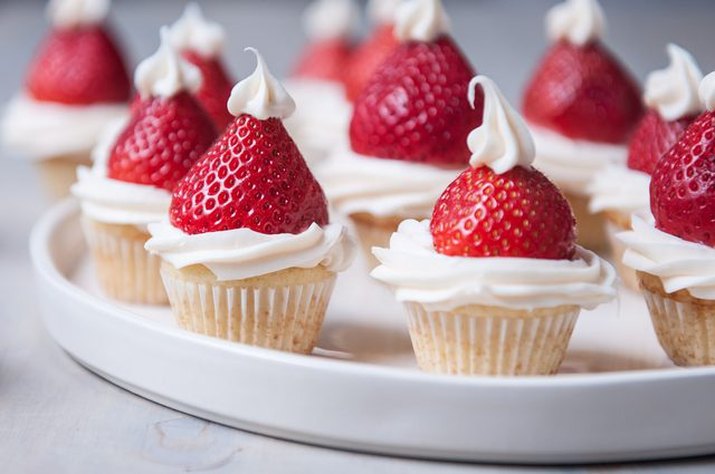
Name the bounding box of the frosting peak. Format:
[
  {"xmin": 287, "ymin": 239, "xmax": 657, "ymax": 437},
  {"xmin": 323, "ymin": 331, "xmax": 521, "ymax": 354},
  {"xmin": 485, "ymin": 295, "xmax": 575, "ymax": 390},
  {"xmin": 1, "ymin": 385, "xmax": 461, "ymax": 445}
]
[
  {"xmin": 47, "ymin": 0, "xmax": 110, "ymax": 29},
  {"xmin": 368, "ymin": 0, "xmax": 401, "ymax": 25},
  {"xmin": 168, "ymin": 3, "xmax": 226, "ymax": 59},
  {"xmin": 134, "ymin": 27, "xmax": 202, "ymax": 99},
  {"xmin": 699, "ymin": 71, "xmax": 715, "ymax": 112},
  {"xmin": 467, "ymin": 76, "xmax": 535, "ymax": 173},
  {"xmin": 394, "ymin": 0, "xmax": 451, "ymax": 43},
  {"xmin": 644, "ymin": 44, "xmax": 704, "ymax": 121},
  {"xmin": 303, "ymin": 0, "xmax": 359, "ymax": 41},
  {"xmin": 546, "ymin": 0, "xmax": 606, "ymax": 46},
  {"xmin": 227, "ymin": 48, "xmax": 296, "ymax": 120}
]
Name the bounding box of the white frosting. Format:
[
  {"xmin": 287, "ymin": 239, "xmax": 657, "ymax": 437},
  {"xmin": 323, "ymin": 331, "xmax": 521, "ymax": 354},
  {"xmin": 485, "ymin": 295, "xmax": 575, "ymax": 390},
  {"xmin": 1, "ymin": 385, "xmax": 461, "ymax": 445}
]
[
  {"xmin": 368, "ymin": 0, "xmax": 401, "ymax": 25},
  {"xmin": 699, "ymin": 71, "xmax": 715, "ymax": 112},
  {"xmin": 1, "ymin": 94, "xmax": 128, "ymax": 161},
  {"xmin": 528, "ymin": 123, "xmax": 628, "ymax": 195},
  {"xmin": 145, "ymin": 221, "xmax": 355, "ymax": 281},
  {"xmin": 135, "ymin": 27, "xmax": 202, "ymax": 99},
  {"xmin": 228, "ymin": 48, "xmax": 296, "ymax": 120},
  {"xmin": 168, "ymin": 3, "xmax": 225, "ymax": 59},
  {"xmin": 546, "ymin": 0, "xmax": 606, "ymax": 47},
  {"xmin": 316, "ymin": 149, "xmax": 460, "ymax": 218},
  {"xmin": 394, "ymin": 0, "xmax": 450, "ymax": 43},
  {"xmin": 588, "ymin": 164, "xmax": 650, "ymax": 214},
  {"xmin": 467, "ymin": 76, "xmax": 535, "ymax": 174},
  {"xmin": 302, "ymin": 0, "xmax": 359, "ymax": 41},
  {"xmin": 621, "ymin": 213, "xmax": 715, "ymax": 299},
  {"xmin": 47, "ymin": 0, "xmax": 109, "ymax": 29},
  {"xmin": 372, "ymin": 219, "xmax": 616, "ymax": 311},
  {"xmin": 644, "ymin": 44, "xmax": 704, "ymax": 122}
]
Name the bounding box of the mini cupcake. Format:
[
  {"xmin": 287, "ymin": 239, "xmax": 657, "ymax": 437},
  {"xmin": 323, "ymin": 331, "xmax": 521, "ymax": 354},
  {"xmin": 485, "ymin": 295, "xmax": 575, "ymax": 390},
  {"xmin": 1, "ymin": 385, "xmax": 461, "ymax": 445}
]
[
  {"xmin": 373, "ymin": 76, "xmax": 616, "ymax": 376},
  {"xmin": 145, "ymin": 49, "xmax": 355, "ymax": 353},
  {"xmin": 319, "ymin": 0, "xmax": 483, "ymax": 269},
  {"xmin": 168, "ymin": 3, "xmax": 234, "ymax": 130},
  {"xmin": 522, "ymin": 0, "xmax": 642, "ymax": 251},
  {"xmin": 590, "ymin": 44, "xmax": 703, "ymax": 289},
  {"xmin": 72, "ymin": 28, "xmax": 217, "ymax": 304},
  {"xmin": 1, "ymin": 0, "xmax": 131, "ymax": 199},
  {"xmin": 620, "ymin": 72, "xmax": 715, "ymax": 367}
]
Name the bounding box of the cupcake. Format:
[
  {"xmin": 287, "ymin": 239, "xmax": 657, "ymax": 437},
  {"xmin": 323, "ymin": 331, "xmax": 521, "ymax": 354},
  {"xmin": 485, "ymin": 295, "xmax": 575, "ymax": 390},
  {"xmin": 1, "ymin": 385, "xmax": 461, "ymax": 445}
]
[
  {"xmin": 620, "ymin": 72, "xmax": 715, "ymax": 366},
  {"xmin": 145, "ymin": 49, "xmax": 355, "ymax": 353},
  {"xmin": 283, "ymin": 0, "xmax": 358, "ymax": 165},
  {"xmin": 71, "ymin": 28, "xmax": 217, "ymax": 304},
  {"xmin": 1, "ymin": 0, "xmax": 131, "ymax": 199},
  {"xmin": 168, "ymin": 3, "xmax": 234, "ymax": 131},
  {"xmin": 318, "ymin": 0, "xmax": 483, "ymax": 269},
  {"xmin": 522, "ymin": 0, "xmax": 642, "ymax": 251},
  {"xmin": 590, "ymin": 44, "xmax": 703, "ymax": 289},
  {"xmin": 373, "ymin": 76, "xmax": 616, "ymax": 376}
]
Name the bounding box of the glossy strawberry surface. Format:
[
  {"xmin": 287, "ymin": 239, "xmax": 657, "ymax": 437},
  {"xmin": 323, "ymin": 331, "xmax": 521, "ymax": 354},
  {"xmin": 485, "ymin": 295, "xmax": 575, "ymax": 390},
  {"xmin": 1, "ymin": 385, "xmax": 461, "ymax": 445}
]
[
  {"xmin": 344, "ymin": 24, "xmax": 399, "ymax": 102},
  {"xmin": 292, "ymin": 38, "xmax": 352, "ymax": 83},
  {"xmin": 182, "ymin": 51, "xmax": 234, "ymax": 130},
  {"xmin": 627, "ymin": 109, "xmax": 694, "ymax": 175}
]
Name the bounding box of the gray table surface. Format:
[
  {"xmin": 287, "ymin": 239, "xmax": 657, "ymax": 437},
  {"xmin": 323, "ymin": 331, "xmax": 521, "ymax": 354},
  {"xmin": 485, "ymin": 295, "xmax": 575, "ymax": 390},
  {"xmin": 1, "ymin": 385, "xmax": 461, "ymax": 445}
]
[{"xmin": 3, "ymin": 0, "xmax": 715, "ymax": 472}]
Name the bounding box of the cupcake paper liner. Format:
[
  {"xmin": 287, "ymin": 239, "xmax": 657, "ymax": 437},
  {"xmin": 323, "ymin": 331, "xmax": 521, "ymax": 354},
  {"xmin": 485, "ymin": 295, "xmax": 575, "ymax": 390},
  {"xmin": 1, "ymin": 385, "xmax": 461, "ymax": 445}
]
[
  {"xmin": 564, "ymin": 191, "xmax": 608, "ymax": 253},
  {"xmin": 350, "ymin": 212, "xmax": 404, "ymax": 270}
]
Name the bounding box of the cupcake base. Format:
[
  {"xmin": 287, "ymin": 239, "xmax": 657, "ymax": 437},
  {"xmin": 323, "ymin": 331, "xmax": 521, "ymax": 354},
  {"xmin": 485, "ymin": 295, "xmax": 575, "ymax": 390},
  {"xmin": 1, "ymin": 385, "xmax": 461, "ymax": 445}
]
[
  {"xmin": 638, "ymin": 271, "xmax": 715, "ymax": 366},
  {"xmin": 82, "ymin": 217, "xmax": 167, "ymax": 305},
  {"xmin": 564, "ymin": 192, "xmax": 608, "ymax": 253},
  {"xmin": 350, "ymin": 212, "xmax": 404, "ymax": 270},
  {"xmin": 160, "ymin": 263, "xmax": 336, "ymax": 354},
  {"xmin": 404, "ymin": 302, "xmax": 580, "ymax": 376},
  {"xmin": 603, "ymin": 210, "xmax": 638, "ymax": 291},
  {"xmin": 36, "ymin": 153, "xmax": 90, "ymax": 200}
]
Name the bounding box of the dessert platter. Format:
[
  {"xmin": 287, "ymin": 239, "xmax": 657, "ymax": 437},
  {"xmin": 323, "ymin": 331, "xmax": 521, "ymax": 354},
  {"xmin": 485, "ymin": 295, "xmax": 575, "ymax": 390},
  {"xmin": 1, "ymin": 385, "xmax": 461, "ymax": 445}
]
[{"xmin": 12, "ymin": 0, "xmax": 715, "ymax": 465}]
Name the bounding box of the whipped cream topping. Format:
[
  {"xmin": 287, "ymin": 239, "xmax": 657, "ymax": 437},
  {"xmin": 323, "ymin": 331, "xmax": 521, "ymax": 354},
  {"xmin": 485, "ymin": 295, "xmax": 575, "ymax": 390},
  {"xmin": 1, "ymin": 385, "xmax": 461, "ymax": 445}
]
[
  {"xmin": 47, "ymin": 0, "xmax": 109, "ymax": 29},
  {"xmin": 135, "ymin": 27, "xmax": 202, "ymax": 99},
  {"xmin": 546, "ymin": 0, "xmax": 606, "ymax": 46},
  {"xmin": 699, "ymin": 71, "xmax": 715, "ymax": 112},
  {"xmin": 467, "ymin": 76, "xmax": 535, "ymax": 174},
  {"xmin": 145, "ymin": 221, "xmax": 355, "ymax": 281},
  {"xmin": 1, "ymin": 94, "xmax": 128, "ymax": 161},
  {"xmin": 528, "ymin": 123, "xmax": 628, "ymax": 195},
  {"xmin": 302, "ymin": 0, "xmax": 359, "ymax": 41},
  {"xmin": 644, "ymin": 44, "xmax": 704, "ymax": 122},
  {"xmin": 317, "ymin": 149, "xmax": 460, "ymax": 218},
  {"xmin": 588, "ymin": 164, "xmax": 650, "ymax": 215},
  {"xmin": 228, "ymin": 48, "xmax": 296, "ymax": 120},
  {"xmin": 168, "ymin": 3, "xmax": 225, "ymax": 59},
  {"xmin": 620, "ymin": 213, "xmax": 715, "ymax": 299},
  {"xmin": 394, "ymin": 0, "xmax": 451, "ymax": 43},
  {"xmin": 372, "ymin": 219, "xmax": 616, "ymax": 311},
  {"xmin": 368, "ymin": 0, "xmax": 401, "ymax": 25}
]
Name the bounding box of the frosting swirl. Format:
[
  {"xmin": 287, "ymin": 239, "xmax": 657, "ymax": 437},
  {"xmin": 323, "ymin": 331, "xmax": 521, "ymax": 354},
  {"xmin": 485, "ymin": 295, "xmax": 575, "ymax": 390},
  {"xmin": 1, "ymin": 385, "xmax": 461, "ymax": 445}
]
[
  {"xmin": 620, "ymin": 213, "xmax": 715, "ymax": 299},
  {"xmin": 394, "ymin": 0, "xmax": 450, "ymax": 43},
  {"xmin": 546, "ymin": 0, "xmax": 605, "ymax": 47},
  {"xmin": 588, "ymin": 164, "xmax": 650, "ymax": 214},
  {"xmin": 168, "ymin": 3, "xmax": 225, "ymax": 59},
  {"xmin": 47, "ymin": 0, "xmax": 109, "ymax": 29},
  {"xmin": 368, "ymin": 0, "xmax": 401, "ymax": 25},
  {"xmin": 699, "ymin": 71, "xmax": 715, "ymax": 112},
  {"xmin": 372, "ymin": 219, "xmax": 616, "ymax": 311},
  {"xmin": 302, "ymin": 0, "xmax": 359, "ymax": 41},
  {"xmin": 644, "ymin": 44, "xmax": 704, "ymax": 122}
]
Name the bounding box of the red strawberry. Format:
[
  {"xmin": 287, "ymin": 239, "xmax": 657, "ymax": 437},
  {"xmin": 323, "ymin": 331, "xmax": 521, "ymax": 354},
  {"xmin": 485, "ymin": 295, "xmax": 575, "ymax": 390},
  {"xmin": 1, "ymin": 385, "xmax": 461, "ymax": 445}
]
[
  {"xmin": 344, "ymin": 24, "xmax": 399, "ymax": 102},
  {"xmin": 292, "ymin": 39, "xmax": 353, "ymax": 83},
  {"xmin": 182, "ymin": 50, "xmax": 234, "ymax": 130},
  {"xmin": 522, "ymin": 40, "xmax": 643, "ymax": 144},
  {"xmin": 650, "ymin": 111, "xmax": 715, "ymax": 246},
  {"xmin": 350, "ymin": 36, "xmax": 482, "ymax": 165},
  {"xmin": 107, "ymin": 91, "xmax": 217, "ymax": 191},
  {"xmin": 170, "ymin": 114, "xmax": 328, "ymax": 235},
  {"xmin": 627, "ymin": 109, "xmax": 694, "ymax": 175},
  {"xmin": 431, "ymin": 165, "xmax": 576, "ymax": 259},
  {"xmin": 27, "ymin": 26, "xmax": 131, "ymax": 105}
]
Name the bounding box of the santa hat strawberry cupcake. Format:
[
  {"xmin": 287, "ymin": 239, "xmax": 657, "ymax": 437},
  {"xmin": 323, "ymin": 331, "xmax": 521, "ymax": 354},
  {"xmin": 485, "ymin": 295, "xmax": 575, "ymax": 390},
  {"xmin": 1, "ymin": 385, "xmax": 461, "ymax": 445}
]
[
  {"xmin": 590, "ymin": 44, "xmax": 703, "ymax": 289},
  {"xmin": 522, "ymin": 0, "xmax": 642, "ymax": 251},
  {"xmin": 71, "ymin": 28, "xmax": 217, "ymax": 304},
  {"xmin": 318, "ymin": 0, "xmax": 483, "ymax": 269},
  {"xmin": 1, "ymin": 0, "xmax": 131, "ymax": 199},
  {"xmin": 620, "ymin": 72, "xmax": 715, "ymax": 366},
  {"xmin": 168, "ymin": 3, "xmax": 234, "ymax": 131},
  {"xmin": 372, "ymin": 76, "xmax": 616, "ymax": 376},
  {"xmin": 144, "ymin": 49, "xmax": 355, "ymax": 353}
]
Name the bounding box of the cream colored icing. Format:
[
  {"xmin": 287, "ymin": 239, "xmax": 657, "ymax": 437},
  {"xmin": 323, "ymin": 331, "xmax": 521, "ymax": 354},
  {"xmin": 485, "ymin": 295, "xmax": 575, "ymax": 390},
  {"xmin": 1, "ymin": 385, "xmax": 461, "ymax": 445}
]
[
  {"xmin": 394, "ymin": 0, "xmax": 450, "ymax": 43},
  {"xmin": 47, "ymin": 0, "xmax": 109, "ymax": 29},
  {"xmin": 588, "ymin": 164, "xmax": 650, "ymax": 214},
  {"xmin": 168, "ymin": 3, "xmax": 225, "ymax": 59},
  {"xmin": 302, "ymin": 0, "xmax": 359, "ymax": 41},
  {"xmin": 644, "ymin": 44, "xmax": 704, "ymax": 122},
  {"xmin": 546, "ymin": 0, "xmax": 605, "ymax": 46},
  {"xmin": 368, "ymin": 0, "xmax": 401, "ymax": 25},
  {"xmin": 698, "ymin": 71, "xmax": 715, "ymax": 112}
]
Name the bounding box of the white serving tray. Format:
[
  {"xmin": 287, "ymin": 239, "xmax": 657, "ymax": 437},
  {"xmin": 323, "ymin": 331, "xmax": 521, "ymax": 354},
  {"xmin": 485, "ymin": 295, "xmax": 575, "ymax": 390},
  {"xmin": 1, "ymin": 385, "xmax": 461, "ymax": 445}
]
[{"xmin": 30, "ymin": 200, "xmax": 715, "ymax": 464}]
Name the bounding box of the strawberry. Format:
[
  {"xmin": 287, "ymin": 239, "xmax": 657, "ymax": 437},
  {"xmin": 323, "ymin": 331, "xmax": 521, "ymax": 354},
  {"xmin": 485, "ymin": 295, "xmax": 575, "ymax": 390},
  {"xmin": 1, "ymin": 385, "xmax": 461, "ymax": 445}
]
[
  {"xmin": 522, "ymin": 41, "xmax": 643, "ymax": 144},
  {"xmin": 107, "ymin": 91, "xmax": 217, "ymax": 191},
  {"xmin": 27, "ymin": 26, "xmax": 131, "ymax": 105},
  {"xmin": 430, "ymin": 165, "xmax": 576, "ymax": 259},
  {"xmin": 650, "ymin": 111, "xmax": 715, "ymax": 247},
  {"xmin": 344, "ymin": 24, "xmax": 399, "ymax": 102},
  {"xmin": 170, "ymin": 114, "xmax": 328, "ymax": 235},
  {"xmin": 627, "ymin": 110, "xmax": 694, "ymax": 175},
  {"xmin": 292, "ymin": 39, "xmax": 353, "ymax": 83},
  {"xmin": 350, "ymin": 36, "xmax": 482, "ymax": 165},
  {"xmin": 182, "ymin": 50, "xmax": 234, "ymax": 130}
]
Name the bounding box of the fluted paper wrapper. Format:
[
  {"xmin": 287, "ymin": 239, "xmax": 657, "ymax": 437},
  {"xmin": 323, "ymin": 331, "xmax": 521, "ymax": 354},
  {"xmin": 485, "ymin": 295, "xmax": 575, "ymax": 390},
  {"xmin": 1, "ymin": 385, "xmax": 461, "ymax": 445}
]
[
  {"xmin": 82, "ymin": 217, "xmax": 167, "ymax": 305},
  {"xmin": 404, "ymin": 302, "xmax": 580, "ymax": 376},
  {"xmin": 350, "ymin": 212, "xmax": 404, "ymax": 270}
]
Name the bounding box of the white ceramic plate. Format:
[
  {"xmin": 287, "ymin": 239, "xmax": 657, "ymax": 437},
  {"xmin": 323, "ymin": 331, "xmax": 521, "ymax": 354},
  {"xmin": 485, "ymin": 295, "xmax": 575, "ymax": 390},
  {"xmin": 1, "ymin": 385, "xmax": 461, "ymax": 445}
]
[{"xmin": 30, "ymin": 200, "xmax": 715, "ymax": 464}]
